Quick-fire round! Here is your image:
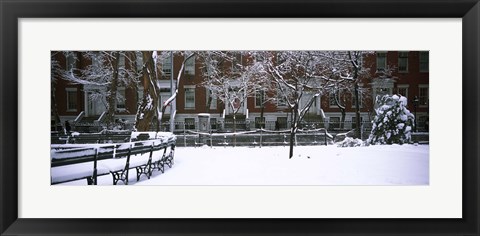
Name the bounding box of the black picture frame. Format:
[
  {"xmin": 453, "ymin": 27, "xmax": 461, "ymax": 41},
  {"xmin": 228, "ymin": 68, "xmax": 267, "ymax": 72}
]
[{"xmin": 1, "ymin": 0, "xmax": 479, "ymax": 235}]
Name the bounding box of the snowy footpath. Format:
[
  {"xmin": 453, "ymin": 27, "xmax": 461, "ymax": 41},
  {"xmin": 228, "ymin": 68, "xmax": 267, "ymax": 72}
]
[{"xmin": 59, "ymin": 144, "xmax": 429, "ymax": 186}]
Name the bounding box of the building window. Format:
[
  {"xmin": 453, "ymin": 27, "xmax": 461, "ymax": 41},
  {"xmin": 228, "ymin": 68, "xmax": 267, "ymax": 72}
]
[
  {"xmin": 329, "ymin": 92, "xmax": 340, "ymax": 107},
  {"xmin": 376, "ymin": 52, "xmax": 387, "ymax": 71},
  {"xmin": 329, "ymin": 117, "xmax": 340, "ymax": 130},
  {"xmin": 185, "ymin": 55, "xmax": 195, "ymax": 76},
  {"xmin": 397, "ymin": 85, "xmax": 409, "ymax": 98},
  {"xmin": 351, "ymin": 116, "xmax": 363, "ymax": 129},
  {"xmin": 419, "ymin": 86, "xmax": 429, "ymax": 106},
  {"xmin": 398, "ymin": 51, "xmax": 409, "ymax": 72},
  {"xmin": 118, "ymin": 54, "xmax": 125, "ymax": 68},
  {"xmin": 276, "ymin": 91, "xmax": 287, "ymax": 107},
  {"xmin": 162, "ymin": 54, "xmax": 172, "ymax": 77},
  {"xmin": 351, "ymin": 93, "xmax": 363, "ymax": 108},
  {"xmin": 255, "ymin": 117, "xmax": 266, "ymax": 129},
  {"xmin": 116, "ymin": 87, "xmax": 126, "ymax": 110},
  {"xmin": 184, "ymin": 87, "xmax": 195, "ymax": 109},
  {"xmin": 66, "ymin": 88, "xmax": 77, "ymax": 111},
  {"xmin": 206, "ymin": 89, "xmax": 217, "ymax": 109},
  {"xmin": 135, "ymin": 51, "xmax": 143, "ymax": 72},
  {"xmin": 210, "ymin": 118, "xmax": 217, "ymax": 130},
  {"xmin": 232, "ymin": 52, "xmax": 242, "ymax": 72},
  {"xmin": 276, "ymin": 117, "xmax": 287, "ymax": 129},
  {"xmin": 66, "ymin": 53, "xmax": 76, "ymax": 72},
  {"xmin": 418, "ymin": 116, "xmax": 429, "ymax": 131},
  {"xmin": 91, "ymin": 52, "xmax": 101, "ymax": 68},
  {"xmin": 137, "ymin": 86, "xmax": 144, "ymax": 105},
  {"xmin": 255, "ymin": 90, "xmax": 265, "ymax": 108},
  {"xmin": 184, "ymin": 118, "xmax": 195, "ymax": 130},
  {"xmin": 419, "ymin": 51, "xmax": 429, "ymax": 72}
]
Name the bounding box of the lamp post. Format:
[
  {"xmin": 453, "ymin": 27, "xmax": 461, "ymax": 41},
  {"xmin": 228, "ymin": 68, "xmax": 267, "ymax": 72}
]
[{"xmin": 413, "ymin": 96, "xmax": 419, "ymax": 132}]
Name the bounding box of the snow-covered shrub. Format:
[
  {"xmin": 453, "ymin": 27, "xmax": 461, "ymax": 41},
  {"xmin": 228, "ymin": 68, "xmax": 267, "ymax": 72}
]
[
  {"xmin": 368, "ymin": 94, "xmax": 415, "ymax": 145},
  {"xmin": 337, "ymin": 137, "xmax": 364, "ymax": 147}
]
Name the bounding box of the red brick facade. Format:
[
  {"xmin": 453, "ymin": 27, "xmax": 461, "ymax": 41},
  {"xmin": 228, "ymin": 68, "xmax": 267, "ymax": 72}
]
[{"xmin": 52, "ymin": 51, "xmax": 429, "ymax": 131}]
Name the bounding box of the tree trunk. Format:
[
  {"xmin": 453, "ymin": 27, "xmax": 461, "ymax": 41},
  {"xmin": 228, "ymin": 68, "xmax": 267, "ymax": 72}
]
[
  {"xmin": 50, "ymin": 81, "xmax": 62, "ymax": 131},
  {"xmin": 260, "ymin": 103, "xmax": 265, "ymax": 129},
  {"xmin": 354, "ymin": 82, "xmax": 361, "ymax": 139},
  {"xmin": 135, "ymin": 51, "xmax": 160, "ymax": 131},
  {"xmin": 340, "ymin": 108, "xmax": 346, "ymax": 130},
  {"xmin": 289, "ymin": 105, "xmax": 298, "ymax": 159},
  {"xmin": 349, "ymin": 52, "xmax": 362, "ymax": 139},
  {"xmin": 105, "ymin": 51, "xmax": 120, "ymax": 128},
  {"xmin": 233, "ymin": 113, "xmax": 236, "ymax": 146},
  {"xmin": 206, "ymin": 91, "xmax": 212, "ymax": 112}
]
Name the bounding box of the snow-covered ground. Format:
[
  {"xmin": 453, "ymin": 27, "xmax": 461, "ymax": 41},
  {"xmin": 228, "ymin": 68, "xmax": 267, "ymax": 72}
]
[{"xmin": 59, "ymin": 144, "xmax": 429, "ymax": 186}]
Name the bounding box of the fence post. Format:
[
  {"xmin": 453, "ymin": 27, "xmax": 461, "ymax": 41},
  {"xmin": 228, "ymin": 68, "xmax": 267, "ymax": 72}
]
[
  {"xmin": 210, "ymin": 131, "xmax": 213, "ymax": 148},
  {"xmin": 92, "ymin": 148, "xmax": 98, "ymax": 185},
  {"xmin": 324, "ymin": 129, "xmax": 327, "ymax": 146},
  {"xmin": 260, "ymin": 128, "xmax": 263, "ymax": 148},
  {"xmin": 183, "ymin": 122, "xmax": 186, "ymax": 148}
]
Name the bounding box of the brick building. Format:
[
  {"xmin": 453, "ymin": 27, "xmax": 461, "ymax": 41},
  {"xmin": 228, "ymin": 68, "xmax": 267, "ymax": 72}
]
[{"xmin": 51, "ymin": 51, "xmax": 429, "ymax": 133}]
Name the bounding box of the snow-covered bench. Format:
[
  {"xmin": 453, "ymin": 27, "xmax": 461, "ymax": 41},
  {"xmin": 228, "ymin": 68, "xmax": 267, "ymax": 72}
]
[
  {"xmin": 51, "ymin": 144, "xmax": 117, "ymax": 184},
  {"xmin": 99, "ymin": 140, "xmax": 175, "ymax": 185},
  {"xmin": 51, "ymin": 132, "xmax": 177, "ymax": 185}
]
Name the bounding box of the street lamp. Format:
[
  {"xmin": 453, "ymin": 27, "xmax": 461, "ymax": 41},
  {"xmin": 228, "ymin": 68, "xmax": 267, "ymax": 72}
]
[{"xmin": 413, "ymin": 96, "xmax": 419, "ymax": 132}]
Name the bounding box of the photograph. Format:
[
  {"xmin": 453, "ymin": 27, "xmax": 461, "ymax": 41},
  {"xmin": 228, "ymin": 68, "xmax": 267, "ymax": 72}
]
[
  {"xmin": 50, "ymin": 50, "xmax": 429, "ymax": 186},
  {"xmin": 3, "ymin": 0, "xmax": 478, "ymax": 234}
]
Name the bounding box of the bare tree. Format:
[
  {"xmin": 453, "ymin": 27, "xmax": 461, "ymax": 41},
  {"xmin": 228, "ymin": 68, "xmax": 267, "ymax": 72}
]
[
  {"xmin": 135, "ymin": 51, "xmax": 161, "ymax": 131},
  {"xmin": 262, "ymin": 51, "xmax": 331, "ymax": 158},
  {"xmin": 199, "ymin": 51, "xmax": 264, "ymax": 136},
  {"xmin": 51, "ymin": 52, "xmax": 64, "ymax": 131},
  {"xmin": 319, "ymin": 51, "xmax": 373, "ymax": 138},
  {"xmin": 135, "ymin": 51, "xmax": 196, "ymax": 131},
  {"xmin": 61, "ymin": 51, "xmax": 139, "ymax": 128}
]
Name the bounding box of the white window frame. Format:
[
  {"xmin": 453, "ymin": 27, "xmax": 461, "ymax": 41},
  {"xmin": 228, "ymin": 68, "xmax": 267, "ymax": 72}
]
[
  {"xmin": 185, "ymin": 55, "xmax": 195, "ymax": 76},
  {"xmin": 397, "ymin": 84, "xmax": 409, "ymax": 99},
  {"xmin": 66, "ymin": 53, "xmax": 76, "ymax": 73},
  {"xmin": 184, "ymin": 85, "xmax": 196, "ymax": 109},
  {"xmin": 66, "ymin": 88, "xmax": 78, "ymax": 112},
  {"xmin": 418, "ymin": 85, "xmax": 429, "ymax": 107},
  {"xmin": 329, "ymin": 117, "xmax": 341, "ymax": 129},
  {"xmin": 376, "ymin": 52, "xmax": 387, "ymax": 71},
  {"xmin": 184, "ymin": 118, "xmax": 196, "ymax": 130},
  {"xmin": 329, "ymin": 92, "xmax": 340, "ymax": 108},
  {"xmin": 351, "ymin": 116, "xmax": 364, "ymax": 129},
  {"xmin": 206, "ymin": 88, "xmax": 217, "ymax": 109},
  {"xmin": 162, "ymin": 54, "xmax": 172, "ymax": 77},
  {"xmin": 116, "ymin": 87, "xmax": 126, "ymax": 111},
  {"xmin": 398, "ymin": 51, "xmax": 409, "ymax": 73},
  {"xmin": 276, "ymin": 93, "xmax": 287, "ymax": 108},
  {"xmin": 255, "ymin": 90, "xmax": 266, "ymax": 108},
  {"xmin": 137, "ymin": 85, "xmax": 144, "ymax": 105},
  {"xmin": 91, "ymin": 52, "xmax": 101, "ymax": 69},
  {"xmin": 351, "ymin": 92, "xmax": 363, "ymax": 109},
  {"xmin": 118, "ymin": 54, "xmax": 125, "ymax": 68},
  {"xmin": 419, "ymin": 51, "xmax": 429, "ymax": 72},
  {"xmin": 232, "ymin": 52, "xmax": 242, "ymax": 72},
  {"xmin": 135, "ymin": 51, "xmax": 143, "ymax": 72}
]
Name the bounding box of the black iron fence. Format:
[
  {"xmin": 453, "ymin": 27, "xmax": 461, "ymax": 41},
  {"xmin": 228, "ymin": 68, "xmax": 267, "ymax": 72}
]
[
  {"xmin": 176, "ymin": 129, "xmax": 330, "ymax": 148},
  {"xmin": 52, "ymin": 119, "xmax": 429, "ymax": 139}
]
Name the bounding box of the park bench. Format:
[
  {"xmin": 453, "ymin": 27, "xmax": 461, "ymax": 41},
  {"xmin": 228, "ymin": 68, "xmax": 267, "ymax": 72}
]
[
  {"xmin": 51, "ymin": 144, "xmax": 116, "ymax": 184},
  {"xmin": 51, "ymin": 139, "xmax": 176, "ymax": 185},
  {"xmin": 69, "ymin": 133, "xmax": 131, "ymax": 144}
]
